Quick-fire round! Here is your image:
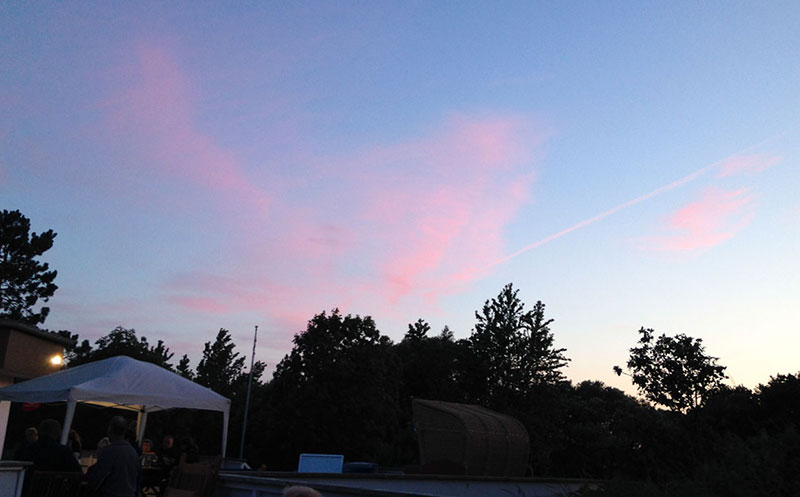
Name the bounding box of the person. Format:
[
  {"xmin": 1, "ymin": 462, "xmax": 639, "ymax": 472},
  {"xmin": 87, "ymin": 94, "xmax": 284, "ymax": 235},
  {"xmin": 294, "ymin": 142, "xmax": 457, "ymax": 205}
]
[
  {"xmin": 97, "ymin": 437, "xmax": 111, "ymax": 451},
  {"xmin": 155, "ymin": 434, "xmax": 180, "ymax": 469},
  {"xmin": 31, "ymin": 419, "xmax": 82, "ymax": 472},
  {"xmin": 68, "ymin": 429, "xmax": 82, "ymax": 461},
  {"xmin": 282, "ymin": 486, "xmax": 323, "ymax": 497},
  {"xmin": 178, "ymin": 436, "xmax": 199, "ymax": 464},
  {"xmin": 86, "ymin": 416, "xmax": 140, "ymax": 497},
  {"xmin": 14, "ymin": 427, "xmax": 38, "ymax": 461}
]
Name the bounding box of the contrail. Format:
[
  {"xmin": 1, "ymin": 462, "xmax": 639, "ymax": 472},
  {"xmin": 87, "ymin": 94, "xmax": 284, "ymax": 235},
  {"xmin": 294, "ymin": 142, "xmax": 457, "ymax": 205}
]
[
  {"xmin": 491, "ymin": 131, "xmax": 790, "ymax": 267},
  {"xmin": 492, "ymin": 166, "xmax": 712, "ymax": 266}
]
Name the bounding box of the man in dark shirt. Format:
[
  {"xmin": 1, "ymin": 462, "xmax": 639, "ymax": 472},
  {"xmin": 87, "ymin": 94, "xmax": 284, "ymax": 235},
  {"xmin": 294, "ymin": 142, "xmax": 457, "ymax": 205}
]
[
  {"xmin": 31, "ymin": 419, "xmax": 82, "ymax": 472},
  {"xmin": 155, "ymin": 434, "xmax": 180, "ymax": 469},
  {"xmin": 86, "ymin": 416, "xmax": 139, "ymax": 497},
  {"xmin": 14, "ymin": 427, "xmax": 38, "ymax": 462}
]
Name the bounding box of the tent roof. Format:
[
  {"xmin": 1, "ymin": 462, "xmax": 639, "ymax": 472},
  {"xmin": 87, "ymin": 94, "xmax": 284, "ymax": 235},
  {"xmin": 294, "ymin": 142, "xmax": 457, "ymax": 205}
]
[{"xmin": 0, "ymin": 355, "xmax": 230, "ymax": 413}]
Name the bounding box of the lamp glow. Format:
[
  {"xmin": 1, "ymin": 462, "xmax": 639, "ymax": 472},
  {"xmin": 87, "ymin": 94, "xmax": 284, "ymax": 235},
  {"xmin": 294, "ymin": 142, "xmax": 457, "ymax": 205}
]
[{"xmin": 50, "ymin": 355, "xmax": 63, "ymax": 366}]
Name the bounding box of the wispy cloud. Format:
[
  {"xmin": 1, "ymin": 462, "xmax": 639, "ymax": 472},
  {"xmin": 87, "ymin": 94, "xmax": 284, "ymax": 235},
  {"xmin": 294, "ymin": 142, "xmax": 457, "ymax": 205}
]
[
  {"xmin": 104, "ymin": 45, "xmax": 546, "ymax": 336},
  {"xmin": 716, "ymin": 154, "xmax": 782, "ymax": 177},
  {"xmin": 159, "ymin": 114, "xmax": 544, "ymax": 331},
  {"xmin": 106, "ymin": 42, "xmax": 271, "ymax": 216},
  {"xmin": 639, "ymin": 188, "xmax": 756, "ymax": 252}
]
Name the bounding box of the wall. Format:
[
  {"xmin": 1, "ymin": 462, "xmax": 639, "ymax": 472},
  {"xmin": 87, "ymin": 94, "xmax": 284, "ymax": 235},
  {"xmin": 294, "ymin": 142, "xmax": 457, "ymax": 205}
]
[{"xmin": 0, "ymin": 329, "xmax": 63, "ymax": 380}]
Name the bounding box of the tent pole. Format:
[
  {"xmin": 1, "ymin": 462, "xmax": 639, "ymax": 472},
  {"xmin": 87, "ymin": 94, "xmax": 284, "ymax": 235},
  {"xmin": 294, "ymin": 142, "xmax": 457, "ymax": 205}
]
[
  {"xmin": 0, "ymin": 401, "xmax": 10, "ymax": 457},
  {"xmin": 136, "ymin": 410, "xmax": 148, "ymax": 443},
  {"xmin": 61, "ymin": 400, "xmax": 76, "ymax": 445},
  {"xmin": 221, "ymin": 406, "xmax": 229, "ymax": 458}
]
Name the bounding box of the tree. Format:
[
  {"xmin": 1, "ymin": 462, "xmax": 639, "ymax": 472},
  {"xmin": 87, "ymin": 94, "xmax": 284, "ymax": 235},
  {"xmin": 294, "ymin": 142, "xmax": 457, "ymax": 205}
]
[
  {"xmin": 0, "ymin": 209, "xmax": 58, "ymax": 324},
  {"xmin": 404, "ymin": 318, "xmax": 430, "ymax": 341},
  {"xmin": 267, "ymin": 309, "xmax": 401, "ymax": 467},
  {"xmin": 614, "ymin": 327, "xmax": 727, "ymax": 412},
  {"xmin": 67, "ymin": 326, "xmax": 175, "ymax": 369},
  {"xmin": 195, "ymin": 329, "xmax": 246, "ymax": 397},
  {"xmin": 176, "ymin": 354, "xmax": 195, "ymax": 380},
  {"xmin": 396, "ymin": 320, "xmax": 463, "ymax": 403},
  {"xmin": 756, "ymin": 372, "xmax": 800, "ymax": 431},
  {"xmin": 467, "ymin": 283, "xmax": 569, "ymax": 404}
]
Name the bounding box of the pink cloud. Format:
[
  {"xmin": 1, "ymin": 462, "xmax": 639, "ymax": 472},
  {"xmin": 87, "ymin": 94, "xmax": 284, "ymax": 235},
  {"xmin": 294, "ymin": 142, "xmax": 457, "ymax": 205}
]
[
  {"xmin": 159, "ymin": 115, "xmax": 543, "ymax": 335},
  {"xmin": 716, "ymin": 154, "xmax": 781, "ymax": 178},
  {"xmin": 102, "ymin": 44, "xmax": 546, "ymax": 342},
  {"xmin": 167, "ymin": 296, "xmax": 227, "ymax": 314},
  {"xmin": 351, "ymin": 115, "xmax": 542, "ymax": 304},
  {"xmin": 106, "ymin": 42, "xmax": 270, "ymax": 216},
  {"xmin": 641, "ymin": 188, "xmax": 756, "ymax": 252}
]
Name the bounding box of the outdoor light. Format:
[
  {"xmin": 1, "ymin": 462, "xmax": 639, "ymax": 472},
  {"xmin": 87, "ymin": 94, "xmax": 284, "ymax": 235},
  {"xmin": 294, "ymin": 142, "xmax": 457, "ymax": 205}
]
[{"xmin": 50, "ymin": 354, "xmax": 63, "ymax": 366}]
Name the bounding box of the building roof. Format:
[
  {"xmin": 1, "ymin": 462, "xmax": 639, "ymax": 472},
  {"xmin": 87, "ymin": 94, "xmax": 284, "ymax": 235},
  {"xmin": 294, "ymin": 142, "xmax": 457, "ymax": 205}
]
[{"xmin": 0, "ymin": 320, "xmax": 76, "ymax": 347}]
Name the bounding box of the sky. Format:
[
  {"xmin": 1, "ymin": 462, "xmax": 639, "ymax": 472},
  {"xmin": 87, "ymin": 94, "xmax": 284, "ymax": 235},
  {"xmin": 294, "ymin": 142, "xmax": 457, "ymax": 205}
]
[{"xmin": 2, "ymin": 2, "xmax": 799, "ymax": 393}]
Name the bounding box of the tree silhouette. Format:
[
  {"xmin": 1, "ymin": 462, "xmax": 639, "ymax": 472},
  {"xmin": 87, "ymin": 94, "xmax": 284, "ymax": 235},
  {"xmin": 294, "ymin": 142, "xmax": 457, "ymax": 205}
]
[
  {"xmin": 267, "ymin": 309, "xmax": 401, "ymax": 467},
  {"xmin": 614, "ymin": 327, "xmax": 727, "ymax": 412},
  {"xmin": 176, "ymin": 354, "xmax": 195, "ymax": 380},
  {"xmin": 468, "ymin": 283, "xmax": 569, "ymax": 404},
  {"xmin": 67, "ymin": 326, "xmax": 175, "ymax": 369},
  {"xmin": 396, "ymin": 320, "xmax": 462, "ymax": 402},
  {"xmin": 0, "ymin": 209, "xmax": 58, "ymax": 324},
  {"xmin": 195, "ymin": 329, "xmax": 246, "ymax": 397},
  {"xmin": 404, "ymin": 318, "xmax": 430, "ymax": 341}
]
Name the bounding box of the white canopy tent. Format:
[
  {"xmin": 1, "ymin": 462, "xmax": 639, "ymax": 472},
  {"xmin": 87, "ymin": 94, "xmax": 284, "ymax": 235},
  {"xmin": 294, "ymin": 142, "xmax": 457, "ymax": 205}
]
[{"xmin": 0, "ymin": 356, "xmax": 231, "ymax": 456}]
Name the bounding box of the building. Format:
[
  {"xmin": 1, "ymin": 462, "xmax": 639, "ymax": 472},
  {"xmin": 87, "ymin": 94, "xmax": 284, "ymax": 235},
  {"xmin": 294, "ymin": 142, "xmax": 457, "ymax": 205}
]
[{"xmin": 0, "ymin": 320, "xmax": 74, "ymax": 456}]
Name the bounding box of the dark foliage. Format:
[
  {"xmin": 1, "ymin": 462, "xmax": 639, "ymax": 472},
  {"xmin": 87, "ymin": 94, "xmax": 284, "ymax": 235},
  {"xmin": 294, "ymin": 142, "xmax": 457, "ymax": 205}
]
[
  {"xmin": 67, "ymin": 326, "xmax": 175, "ymax": 369},
  {"xmin": 465, "ymin": 283, "xmax": 569, "ymax": 409},
  {"xmin": 263, "ymin": 309, "xmax": 401, "ymax": 469},
  {"xmin": 0, "ymin": 209, "xmax": 58, "ymax": 324},
  {"xmin": 615, "ymin": 327, "xmax": 727, "ymax": 412},
  {"xmin": 196, "ymin": 329, "xmax": 246, "ymax": 397}
]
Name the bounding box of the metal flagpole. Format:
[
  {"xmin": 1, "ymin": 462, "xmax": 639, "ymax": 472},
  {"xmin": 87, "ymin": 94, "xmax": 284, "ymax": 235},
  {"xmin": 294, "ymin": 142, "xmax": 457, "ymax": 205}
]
[{"xmin": 239, "ymin": 325, "xmax": 258, "ymax": 459}]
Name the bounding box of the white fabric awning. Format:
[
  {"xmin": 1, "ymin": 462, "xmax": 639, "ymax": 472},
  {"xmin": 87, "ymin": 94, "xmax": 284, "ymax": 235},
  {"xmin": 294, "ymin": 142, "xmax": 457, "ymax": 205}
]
[
  {"xmin": 0, "ymin": 355, "xmax": 231, "ymax": 456},
  {"xmin": 0, "ymin": 355, "xmax": 230, "ymax": 413}
]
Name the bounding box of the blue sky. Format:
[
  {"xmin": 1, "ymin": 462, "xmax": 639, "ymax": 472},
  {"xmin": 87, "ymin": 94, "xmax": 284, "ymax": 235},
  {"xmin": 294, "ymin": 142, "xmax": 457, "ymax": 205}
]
[{"xmin": 2, "ymin": 2, "xmax": 799, "ymax": 392}]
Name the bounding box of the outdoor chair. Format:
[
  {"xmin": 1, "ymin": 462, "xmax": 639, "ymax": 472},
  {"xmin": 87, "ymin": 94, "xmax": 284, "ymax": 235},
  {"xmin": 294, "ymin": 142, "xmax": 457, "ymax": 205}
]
[{"xmin": 162, "ymin": 455, "xmax": 221, "ymax": 497}]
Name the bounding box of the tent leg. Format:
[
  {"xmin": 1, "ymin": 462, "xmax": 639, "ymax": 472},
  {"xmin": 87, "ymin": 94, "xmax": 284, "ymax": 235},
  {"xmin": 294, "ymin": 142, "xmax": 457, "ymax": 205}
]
[
  {"xmin": 0, "ymin": 400, "xmax": 10, "ymax": 457},
  {"xmin": 136, "ymin": 411, "xmax": 148, "ymax": 443},
  {"xmin": 221, "ymin": 407, "xmax": 229, "ymax": 458},
  {"xmin": 60, "ymin": 400, "xmax": 76, "ymax": 445}
]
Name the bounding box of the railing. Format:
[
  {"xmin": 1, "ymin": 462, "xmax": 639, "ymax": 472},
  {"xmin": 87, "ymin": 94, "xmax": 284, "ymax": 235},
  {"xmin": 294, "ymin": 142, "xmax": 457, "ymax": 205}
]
[
  {"xmin": 0, "ymin": 461, "xmax": 31, "ymax": 497},
  {"xmin": 215, "ymin": 471, "xmax": 597, "ymax": 497}
]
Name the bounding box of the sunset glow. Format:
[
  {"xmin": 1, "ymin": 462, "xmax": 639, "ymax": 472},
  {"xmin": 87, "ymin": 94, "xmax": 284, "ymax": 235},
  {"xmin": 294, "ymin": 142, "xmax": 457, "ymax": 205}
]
[{"xmin": 2, "ymin": 2, "xmax": 798, "ymax": 393}]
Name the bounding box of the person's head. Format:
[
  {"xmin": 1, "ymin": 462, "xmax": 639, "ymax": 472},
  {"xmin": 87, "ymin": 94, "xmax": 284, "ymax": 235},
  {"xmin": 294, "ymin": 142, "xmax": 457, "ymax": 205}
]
[
  {"xmin": 108, "ymin": 416, "xmax": 128, "ymax": 441},
  {"xmin": 179, "ymin": 437, "xmax": 198, "ymax": 453},
  {"xmin": 38, "ymin": 419, "xmax": 61, "ymax": 442},
  {"xmin": 161, "ymin": 435, "xmax": 174, "ymax": 449},
  {"xmin": 125, "ymin": 420, "xmax": 137, "ymax": 443},
  {"xmin": 97, "ymin": 437, "xmax": 111, "ymax": 450},
  {"xmin": 24, "ymin": 427, "xmax": 38, "ymax": 444},
  {"xmin": 282, "ymin": 486, "xmax": 323, "ymax": 497},
  {"xmin": 68, "ymin": 429, "xmax": 80, "ymax": 442}
]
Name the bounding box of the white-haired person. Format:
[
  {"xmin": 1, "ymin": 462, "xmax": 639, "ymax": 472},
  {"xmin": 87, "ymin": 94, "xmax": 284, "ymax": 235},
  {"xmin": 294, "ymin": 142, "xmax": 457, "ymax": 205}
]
[{"xmin": 283, "ymin": 485, "xmax": 323, "ymax": 497}]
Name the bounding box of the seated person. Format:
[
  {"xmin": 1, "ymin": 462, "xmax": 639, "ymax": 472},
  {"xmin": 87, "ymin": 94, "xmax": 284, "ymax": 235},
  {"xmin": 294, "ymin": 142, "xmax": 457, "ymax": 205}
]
[
  {"xmin": 178, "ymin": 437, "xmax": 199, "ymax": 464},
  {"xmin": 14, "ymin": 427, "xmax": 38, "ymax": 462},
  {"xmin": 86, "ymin": 416, "xmax": 139, "ymax": 497},
  {"xmin": 31, "ymin": 419, "xmax": 82, "ymax": 472},
  {"xmin": 155, "ymin": 434, "xmax": 180, "ymax": 469}
]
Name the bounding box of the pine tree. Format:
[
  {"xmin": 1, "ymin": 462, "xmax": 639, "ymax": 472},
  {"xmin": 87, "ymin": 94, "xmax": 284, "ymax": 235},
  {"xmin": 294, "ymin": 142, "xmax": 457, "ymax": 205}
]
[{"xmin": 0, "ymin": 209, "xmax": 58, "ymax": 324}]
